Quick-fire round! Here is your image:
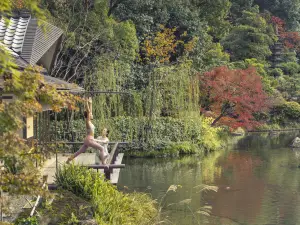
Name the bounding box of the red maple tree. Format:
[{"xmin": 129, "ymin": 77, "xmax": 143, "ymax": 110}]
[
  {"xmin": 271, "ymin": 16, "xmax": 300, "ymax": 51},
  {"xmin": 200, "ymin": 66, "xmax": 270, "ymax": 129}
]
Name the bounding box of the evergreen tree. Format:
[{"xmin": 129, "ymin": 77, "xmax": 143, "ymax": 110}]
[
  {"xmin": 222, "ymin": 6, "xmax": 277, "ymax": 61},
  {"xmin": 230, "ymin": 0, "xmax": 254, "ymax": 21},
  {"xmin": 254, "ymin": 0, "xmax": 300, "ymax": 30}
]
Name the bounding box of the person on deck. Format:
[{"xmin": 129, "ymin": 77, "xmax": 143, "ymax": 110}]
[
  {"xmin": 95, "ymin": 128, "xmax": 110, "ymax": 164},
  {"xmin": 66, "ymin": 97, "xmax": 109, "ymax": 164}
]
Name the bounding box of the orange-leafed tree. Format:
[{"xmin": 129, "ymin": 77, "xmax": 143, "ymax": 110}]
[
  {"xmin": 140, "ymin": 25, "xmax": 197, "ymax": 141},
  {"xmin": 200, "ymin": 66, "xmax": 271, "ymax": 130},
  {"xmin": 141, "ymin": 25, "xmax": 197, "ymax": 64}
]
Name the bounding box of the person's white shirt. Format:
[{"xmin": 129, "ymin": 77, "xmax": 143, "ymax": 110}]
[
  {"xmin": 95, "ymin": 136, "xmax": 109, "ymax": 164},
  {"xmin": 96, "ymin": 136, "xmax": 109, "ymax": 155}
]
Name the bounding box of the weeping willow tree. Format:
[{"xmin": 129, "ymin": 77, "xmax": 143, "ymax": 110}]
[
  {"xmin": 44, "ymin": 0, "xmax": 139, "ymax": 131},
  {"xmin": 85, "ymin": 26, "xmax": 201, "ymax": 142},
  {"xmin": 87, "ymin": 53, "xmax": 141, "ymax": 130},
  {"xmin": 155, "ymin": 61, "xmax": 200, "ymax": 118},
  {"xmin": 137, "ymin": 26, "xmax": 200, "ymax": 142},
  {"xmin": 44, "ymin": 2, "xmax": 223, "ymax": 150}
]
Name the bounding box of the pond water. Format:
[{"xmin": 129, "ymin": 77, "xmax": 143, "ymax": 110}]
[{"xmin": 118, "ymin": 132, "xmax": 300, "ymax": 225}]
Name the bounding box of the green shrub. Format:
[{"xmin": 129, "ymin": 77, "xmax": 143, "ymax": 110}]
[
  {"xmin": 51, "ymin": 116, "xmax": 224, "ymax": 153},
  {"xmin": 278, "ymin": 62, "xmax": 300, "ymax": 75},
  {"xmin": 284, "ymin": 101, "xmax": 300, "ymax": 117},
  {"xmin": 170, "ymin": 142, "xmax": 197, "ymax": 154},
  {"xmin": 15, "ymin": 216, "xmax": 39, "ymax": 225},
  {"xmin": 198, "ymin": 117, "xmax": 224, "ymax": 151},
  {"xmin": 270, "ymin": 101, "xmax": 300, "ymax": 126},
  {"xmin": 127, "ymin": 142, "xmax": 199, "ymax": 158},
  {"xmin": 55, "ymin": 165, "xmax": 158, "ymax": 225},
  {"xmin": 16, "ymin": 190, "xmax": 94, "ymax": 225},
  {"xmin": 268, "ymin": 68, "xmax": 284, "ymax": 77},
  {"xmin": 257, "ymin": 123, "xmax": 281, "ymax": 130}
]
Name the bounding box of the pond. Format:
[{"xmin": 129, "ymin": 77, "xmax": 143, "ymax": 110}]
[{"xmin": 118, "ymin": 132, "xmax": 300, "ymax": 225}]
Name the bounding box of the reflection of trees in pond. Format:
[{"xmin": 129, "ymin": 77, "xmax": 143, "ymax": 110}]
[
  {"xmin": 205, "ymin": 135, "xmax": 300, "ymax": 225},
  {"xmin": 236, "ymin": 132, "xmax": 299, "ymax": 151},
  {"xmin": 252, "ymin": 147, "xmax": 300, "ymax": 225},
  {"xmin": 207, "ymin": 151, "xmax": 265, "ymax": 224},
  {"xmin": 120, "ymin": 156, "xmax": 203, "ymax": 198},
  {"xmin": 201, "ymin": 151, "xmax": 223, "ymax": 184},
  {"xmin": 120, "ymin": 133, "xmax": 300, "ymax": 224},
  {"xmin": 224, "ymin": 152, "xmax": 263, "ymax": 178},
  {"xmin": 120, "ymin": 156, "xmax": 222, "ymax": 224}
]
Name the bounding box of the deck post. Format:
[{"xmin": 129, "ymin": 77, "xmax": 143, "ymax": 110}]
[
  {"xmin": 108, "ymin": 143, "xmax": 119, "ymax": 176},
  {"xmin": 104, "ymin": 167, "xmax": 111, "ymax": 180}
]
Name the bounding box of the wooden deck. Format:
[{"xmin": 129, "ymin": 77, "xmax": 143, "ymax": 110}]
[{"xmin": 41, "ymin": 152, "xmax": 124, "ymax": 186}]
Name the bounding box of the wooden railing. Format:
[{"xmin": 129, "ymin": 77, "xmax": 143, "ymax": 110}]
[
  {"xmin": 28, "ymin": 176, "xmax": 48, "ymax": 217},
  {"xmin": 48, "ymin": 142, "xmax": 125, "ymax": 190},
  {"xmin": 85, "ymin": 143, "xmax": 122, "ymax": 181}
]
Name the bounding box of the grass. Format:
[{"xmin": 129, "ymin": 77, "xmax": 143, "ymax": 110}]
[{"xmin": 54, "ymin": 164, "xmax": 159, "ymax": 225}]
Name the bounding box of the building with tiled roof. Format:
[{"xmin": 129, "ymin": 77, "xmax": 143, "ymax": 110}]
[
  {"xmin": 0, "ymin": 11, "xmax": 83, "ymax": 139},
  {"xmin": 0, "ymin": 11, "xmax": 83, "ymax": 92},
  {"xmin": 0, "ymin": 12, "xmax": 62, "ymax": 70}
]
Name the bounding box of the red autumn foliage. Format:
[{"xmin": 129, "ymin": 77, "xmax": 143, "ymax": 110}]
[
  {"xmin": 271, "ymin": 16, "xmax": 285, "ymax": 33},
  {"xmin": 200, "ymin": 66, "xmax": 270, "ymax": 130},
  {"xmin": 271, "ymin": 16, "xmax": 300, "ymax": 51}
]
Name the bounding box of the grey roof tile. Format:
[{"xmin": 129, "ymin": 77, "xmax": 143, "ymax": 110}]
[
  {"xmin": 30, "ymin": 19, "xmax": 63, "ymax": 65},
  {"xmin": 0, "ymin": 16, "xmax": 63, "ymax": 66},
  {"xmin": 20, "ymin": 18, "xmax": 37, "ymax": 62}
]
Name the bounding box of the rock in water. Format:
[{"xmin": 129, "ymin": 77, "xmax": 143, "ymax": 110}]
[{"xmin": 292, "ymin": 137, "xmax": 300, "ymax": 148}]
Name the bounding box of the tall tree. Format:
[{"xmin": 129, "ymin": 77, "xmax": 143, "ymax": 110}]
[
  {"xmin": 200, "ymin": 66, "xmax": 270, "ymax": 129},
  {"xmin": 222, "ymin": 6, "xmax": 277, "ymax": 61},
  {"xmin": 190, "ymin": 0, "xmax": 231, "ymax": 39},
  {"xmin": 112, "ymin": 0, "xmax": 232, "ymax": 61},
  {"xmin": 140, "ymin": 26, "xmax": 197, "ymax": 140},
  {"xmin": 229, "ymin": 0, "xmax": 254, "ymax": 21},
  {"xmin": 112, "ymin": 0, "xmax": 230, "ymax": 72},
  {"xmin": 112, "ymin": 0, "xmax": 231, "ymax": 39},
  {"xmin": 254, "ymin": 0, "xmax": 300, "ymax": 30},
  {"xmin": 43, "ymin": 0, "xmax": 138, "ymax": 84}
]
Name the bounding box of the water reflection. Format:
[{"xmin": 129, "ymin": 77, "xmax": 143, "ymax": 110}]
[
  {"xmin": 118, "ymin": 132, "xmax": 300, "ymax": 225},
  {"xmin": 208, "ymin": 151, "xmax": 265, "ymax": 224}
]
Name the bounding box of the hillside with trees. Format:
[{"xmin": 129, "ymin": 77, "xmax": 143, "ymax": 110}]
[{"xmin": 42, "ymin": 0, "xmax": 300, "ymax": 141}]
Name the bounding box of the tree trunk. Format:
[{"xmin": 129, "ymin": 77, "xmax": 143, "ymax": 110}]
[
  {"xmin": 211, "ymin": 113, "xmax": 224, "ymax": 126},
  {"xmin": 211, "ymin": 103, "xmax": 231, "ymax": 126}
]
